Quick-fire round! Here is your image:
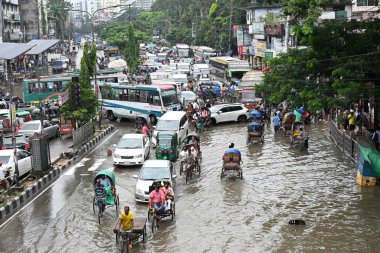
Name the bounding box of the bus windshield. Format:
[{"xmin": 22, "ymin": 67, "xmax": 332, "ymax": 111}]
[{"xmin": 161, "ymin": 90, "xmax": 179, "ymax": 106}]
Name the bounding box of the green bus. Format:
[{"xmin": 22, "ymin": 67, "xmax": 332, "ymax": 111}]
[
  {"xmin": 209, "ymin": 56, "xmax": 251, "ymax": 80},
  {"xmin": 23, "ymin": 69, "xmax": 127, "ymax": 104}
]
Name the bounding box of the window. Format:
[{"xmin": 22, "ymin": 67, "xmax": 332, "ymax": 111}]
[
  {"xmin": 180, "ymin": 116, "xmax": 187, "ymax": 127},
  {"xmin": 140, "ymin": 90, "xmax": 149, "ymax": 103},
  {"xmin": 230, "ymin": 106, "xmax": 243, "ymax": 112},
  {"xmin": 128, "ymin": 89, "xmax": 136, "ymax": 101},
  {"xmin": 357, "ymin": 0, "xmax": 378, "ymax": 6},
  {"xmin": 220, "ymin": 107, "xmax": 230, "ymax": 113}
]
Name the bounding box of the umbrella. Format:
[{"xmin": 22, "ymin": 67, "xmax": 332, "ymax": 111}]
[{"xmin": 108, "ymin": 59, "xmax": 127, "ymax": 69}]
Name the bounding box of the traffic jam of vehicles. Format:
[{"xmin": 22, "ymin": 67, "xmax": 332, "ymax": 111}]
[{"xmin": 1, "ymin": 41, "xmax": 311, "ymax": 252}]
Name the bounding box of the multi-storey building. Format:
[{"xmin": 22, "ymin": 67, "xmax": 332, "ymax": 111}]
[
  {"xmin": 1, "ymin": 0, "xmax": 22, "ymax": 42},
  {"xmin": 130, "ymin": 0, "xmax": 154, "ymax": 10}
]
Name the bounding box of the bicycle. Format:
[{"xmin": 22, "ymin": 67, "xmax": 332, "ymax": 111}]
[{"xmin": 117, "ymin": 230, "xmax": 132, "ymax": 253}]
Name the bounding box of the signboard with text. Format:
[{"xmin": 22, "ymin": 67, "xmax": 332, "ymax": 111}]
[
  {"xmin": 237, "ymin": 28, "xmax": 244, "ymax": 47},
  {"xmin": 256, "ymin": 40, "xmax": 266, "ymax": 58}
]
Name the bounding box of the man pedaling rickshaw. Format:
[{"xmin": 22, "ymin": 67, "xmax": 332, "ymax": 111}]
[
  {"xmin": 94, "ymin": 180, "xmax": 106, "ymax": 212},
  {"xmin": 149, "ymin": 184, "xmax": 166, "ymax": 219}
]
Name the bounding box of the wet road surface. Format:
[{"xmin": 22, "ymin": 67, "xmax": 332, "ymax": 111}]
[{"xmin": 1, "ymin": 120, "xmax": 380, "ymax": 252}]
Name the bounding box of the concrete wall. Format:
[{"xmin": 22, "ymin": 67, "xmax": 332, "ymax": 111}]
[{"xmin": 19, "ymin": 0, "xmax": 39, "ymax": 42}]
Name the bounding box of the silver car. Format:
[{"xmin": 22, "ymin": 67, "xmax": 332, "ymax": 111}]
[{"xmin": 18, "ymin": 120, "xmax": 60, "ymax": 139}]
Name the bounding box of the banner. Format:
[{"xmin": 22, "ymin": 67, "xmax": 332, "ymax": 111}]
[
  {"xmin": 237, "ymin": 28, "xmax": 244, "ymax": 47},
  {"xmin": 58, "ymin": 90, "xmax": 69, "ymax": 106}
]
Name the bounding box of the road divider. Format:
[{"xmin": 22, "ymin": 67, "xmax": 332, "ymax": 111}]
[{"xmin": 0, "ymin": 124, "xmax": 115, "ymax": 226}]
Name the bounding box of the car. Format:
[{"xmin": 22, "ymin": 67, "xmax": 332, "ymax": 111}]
[
  {"xmin": 113, "ymin": 134, "xmax": 150, "ymax": 167},
  {"xmin": 0, "ymin": 149, "xmax": 32, "ymax": 181},
  {"xmin": 18, "ymin": 120, "xmax": 60, "ymax": 139},
  {"xmin": 209, "ymin": 103, "xmax": 249, "ymax": 124},
  {"xmin": 133, "ymin": 160, "xmax": 176, "ymax": 203},
  {"xmin": 152, "ymin": 111, "xmax": 189, "ymax": 147},
  {"xmin": 52, "ymin": 60, "xmax": 65, "ymax": 73},
  {"xmin": 2, "ymin": 134, "xmax": 30, "ymax": 150}
]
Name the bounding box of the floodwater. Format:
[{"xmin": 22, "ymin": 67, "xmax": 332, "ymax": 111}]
[{"xmin": 1, "ymin": 121, "xmax": 380, "ymax": 253}]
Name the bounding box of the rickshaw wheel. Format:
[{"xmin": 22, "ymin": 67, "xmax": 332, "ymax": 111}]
[
  {"xmin": 179, "ymin": 162, "xmax": 183, "ymax": 175},
  {"xmin": 92, "ymin": 196, "xmax": 96, "ymax": 214},
  {"xmin": 240, "ymin": 171, "xmax": 243, "ymax": 180},
  {"xmin": 147, "ymin": 209, "xmax": 152, "ymax": 222},
  {"xmin": 171, "ymin": 204, "xmax": 175, "ymax": 220}
]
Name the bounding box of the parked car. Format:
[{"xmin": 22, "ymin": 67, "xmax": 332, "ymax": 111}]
[
  {"xmin": 52, "ymin": 60, "xmax": 67, "ymax": 73},
  {"xmin": 133, "ymin": 160, "xmax": 176, "ymax": 203},
  {"xmin": 18, "ymin": 120, "xmax": 60, "ymax": 139},
  {"xmin": 113, "ymin": 134, "xmax": 150, "ymax": 167},
  {"xmin": 2, "ymin": 134, "xmax": 30, "ymax": 151},
  {"xmin": 0, "ymin": 149, "xmax": 32, "ymax": 181},
  {"xmin": 209, "ymin": 103, "xmax": 249, "ymax": 124}
]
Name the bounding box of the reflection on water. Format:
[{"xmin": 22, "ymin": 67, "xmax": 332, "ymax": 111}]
[{"xmin": 1, "ymin": 122, "xmax": 380, "ymax": 252}]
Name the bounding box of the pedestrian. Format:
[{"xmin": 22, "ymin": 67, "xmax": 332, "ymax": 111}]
[
  {"xmin": 347, "ymin": 109, "xmax": 357, "ymax": 136},
  {"xmin": 355, "ymin": 107, "xmax": 362, "ymax": 135},
  {"xmin": 343, "ymin": 110, "xmax": 349, "ymax": 130},
  {"xmin": 272, "ymin": 113, "xmax": 281, "ymax": 133},
  {"xmin": 372, "ymin": 127, "xmax": 380, "ymax": 152}
]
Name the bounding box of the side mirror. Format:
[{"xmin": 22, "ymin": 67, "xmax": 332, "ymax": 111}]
[
  {"xmin": 113, "ymin": 144, "xmax": 117, "ymax": 147},
  {"xmin": 172, "ymin": 174, "xmax": 177, "ymax": 179},
  {"xmin": 180, "ymin": 127, "xmax": 184, "ymax": 130},
  {"xmin": 217, "ymin": 111, "xmax": 221, "ymax": 114},
  {"xmin": 133, "ymin": 175, "xmax": 138, "ymax": 179},
  {"xmin": 153, "ymin": 126, "xmax": 156, "ymax": 129}
]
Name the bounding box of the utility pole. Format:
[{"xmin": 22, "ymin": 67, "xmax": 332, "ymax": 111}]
[
  {"xmin": 284, "ymin": 15, "xmax": 290, "ymax": 53},
  {"xmin": 228, "ymin": 0, "xmax": 233, "ymax": 52}
]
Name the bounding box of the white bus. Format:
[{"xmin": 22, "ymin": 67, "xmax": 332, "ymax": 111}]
[
  {"xmin": 194, "ymin": 46, "xmax": 217, "ymax": 63},
  {"xmin": 99, "ymin": 83, "xmax": 181, "ymax": 124},
  {"xmin": 192, "ymin": 64, "xmax": 210, "ymax": 79},
  {"xmin": 175, "ymin": 44, "xmax": 190, "ymax": 58}
]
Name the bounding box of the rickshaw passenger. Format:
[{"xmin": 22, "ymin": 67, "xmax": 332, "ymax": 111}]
[
  {"xmin": 163, "ymin": 182, "xmax": 174, "ymax": 210},
  {"xmin": 188, "ymin": 136, "xmax": 198, "ymax": 146},
  {"xmin": 298, "ymin": 127, "xmax": 309, "ymax": 148},
  {"xmin": 149, "ymin": 184, "xmax": 166, "ymax": 216},
  {"xmin": 185, "ymin": 147, "xmax": 196, "ymax": 164},
  {"xmin": 100, "ymin": 174, "xmax": 111, "ymax": 187},
  {"xmin": 141, "ymin": 123, "xmax": 150, "ymax": 137},
  {"xmin": 94, "ymin": 180, "xmax": 106, "ymax": 212}
]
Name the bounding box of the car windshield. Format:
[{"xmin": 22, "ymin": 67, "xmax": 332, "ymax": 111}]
[
  {"xmin": 139, "ymin": 167, "xmax": 170, "ymax": 180},
  {"xmin": 210, "ymin": 107, "xmax": 222, "ymax": 113},
  {"xmin": 0, "ymin": 155, "xmax": 11, "ymax": 164},
  {"xmin": 53, "ymin": 61, "xmax": 63, "ymax": 66},
  {"xmin": 117, "ymin": 138, "xmax": 142, "ymax": 149},
  {"xmin": 161, "ymin": 90, "xmax": 179, "ymax": 106},
  {"xmin": 156, "ymin": 120, "xmax": 178, "ymax": 131},
  {"xmin": 20, "ymin": 123, "xmax": 40, "ymax": 131},
  {"xmin": 158, "ymin": 138, "xmax": 172, "ymax": 146},
  {"xmin": 3, "ymin": 136, "xmax": 26, "ymax": 145}
]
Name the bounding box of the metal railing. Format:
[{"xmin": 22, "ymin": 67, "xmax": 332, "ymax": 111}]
[
  {"xmin": 330, "ymin": 121, "xmax": 360, "ymax": 163},
  {"xmin": 73, "ymin": 122, "xmax": 94, "ymax": 150}
]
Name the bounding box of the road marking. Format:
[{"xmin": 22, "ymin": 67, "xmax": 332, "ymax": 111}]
[
  {"xmin": 80, "ymin": 174, "xmax": 90, "ymax": 176},
  {"xmin": 87, "ymin": 158, "xmax": 106, "ymax": 171},
  {"xmin": 0, "ymin": 130, "xmax": 119, "ymax": 230},
  {"xmin": 64, "ymin": 158, "xmax": 91, "ymax": 176}
]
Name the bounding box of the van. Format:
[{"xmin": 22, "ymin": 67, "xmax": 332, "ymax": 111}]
[{"xmin": 152, "ymin": 111, "xmax": 189, "ymax": 147}]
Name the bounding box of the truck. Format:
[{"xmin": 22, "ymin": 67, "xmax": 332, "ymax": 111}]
[{"xmin": 47, "ymin": 54, "xmax": 70, "ymax": 63}]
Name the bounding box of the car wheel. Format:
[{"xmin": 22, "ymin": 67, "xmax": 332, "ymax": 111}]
[
  {"xmin": 237, "ymin": 115, "xmax": 247, "ymax": 123},
  {"xmin": 107, "ymin": 111, "xmax": 118, "ymax": 121},
  {"xmin": 56, "ymin": 129, "xmax": 60, "ymax": 137},
  {"xmin": 210, "ymin": 118, "xmax": 217, "ymax": 125}
]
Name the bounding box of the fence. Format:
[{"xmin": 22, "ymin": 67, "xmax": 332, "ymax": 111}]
[
  {"xmin": 330, "ymin": 121, "xmax": 360, "ymax": 163},
  {"xmin": 73, "ymin": 122, "xmax": 94, "ymax": 150}
]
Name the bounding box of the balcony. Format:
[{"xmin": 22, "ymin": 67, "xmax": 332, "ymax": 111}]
[
  {"xmin": 4, "ymin": 30, "xmax": 22, "ymax": 41},
  {"xmin": 3, "ymin": 12, "xmax": 21, "ymax": 22},
  {"xmin": 4, "ymin": 0, "xmax": 19, "ymax": 5}
]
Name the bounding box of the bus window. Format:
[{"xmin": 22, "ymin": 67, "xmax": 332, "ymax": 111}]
[
  {"xmin": 47, "ymin": 82, "xmax": 54, "ymax": 92},
  {"xmin": 148, "ymin": 91, "xmax": 161, "ymax": 106},
  {"xmin": 112, "ymin": 88, "xmax": 121, "ymax": 100},
  {"xmin": 128, "ymin": 89, "xmax": 136, "ymax": 101},
  {"xmin": 140, "ymin": 90, "xmax": 149, "ymax": 103}
]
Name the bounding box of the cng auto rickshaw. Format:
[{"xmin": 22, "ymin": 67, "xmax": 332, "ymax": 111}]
[{"xmin": 155, "ymin": 131, "xmax": 179, "ymax": 161}]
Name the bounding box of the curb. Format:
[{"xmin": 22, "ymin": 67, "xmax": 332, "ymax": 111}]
[{"xmin": 0, "ymin": 124, "xmax": 115, "ymax": 225}]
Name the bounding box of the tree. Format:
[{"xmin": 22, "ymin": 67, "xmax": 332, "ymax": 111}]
[
  {"xmin": 47, "ymin": 0, "xmax": 72, "ymax": 40},
  {"xmin": 88, "ymin": 42, "xmax": 97, "ymax": 77},
  {"xmin": 61, "ymin": 42, "xmax": 98, "ymax": 124},
  {"xmin": 125, "ymin": 24, "xmax": 140, "ymax": 74},
  {"xmin": 40, "ymin": 0, "xmax": 47, "ymax": 35}
]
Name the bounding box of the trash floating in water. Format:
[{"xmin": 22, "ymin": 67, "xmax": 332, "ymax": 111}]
[{"xmin": 288, "ymin": 219, "xmax": 306, "ymax": 225}]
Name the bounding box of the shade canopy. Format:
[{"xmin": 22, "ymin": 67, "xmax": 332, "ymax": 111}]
[
  {"xmin": 26, "ymin": 39, "xmax": 60, "ymax": 55},
  {"xmin": 0, "ymin": 43, "xmax": 35, "ymax": 60}
]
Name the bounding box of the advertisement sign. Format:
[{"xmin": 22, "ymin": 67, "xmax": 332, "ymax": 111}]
[
  {"xmin": 265, "ymin": 51, "xmax": 274, "ymax": 60},
  {"xmin": 237, "ymin": 28, "xmax": 244, "ymax": 47},
  {"xmin": 256, "ymin": 40, "xmax": 266, "ymax": 58},
  {"xmin": 243, "ymin": 33, "xmax": 252, "ymax": 46}
]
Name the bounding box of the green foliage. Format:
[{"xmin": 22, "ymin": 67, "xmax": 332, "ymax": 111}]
[
  {"xmin": 260, "ymin": 19, "xmax": 380, "ymax": 112},
  {"xmin": 61, "ymin": 42, "xmax": 98, "ymax": 123},
  {"xmin": 125, "ymin": 24, "xmax": 140, "ymax": 74},
  {"xmin": 101, "ymin": 83, "xmax": 113, "ymax": 99},
  {"xmin": 40, "ymin": 0, "xmax": 47, "ymax": 35},
  {"xmin": 47, "ymin": 0, "xmax": 72, "ymax": 39},
  {"xmin": 88, "ymin": 43, "xmax": 97, "ymax": 77}
]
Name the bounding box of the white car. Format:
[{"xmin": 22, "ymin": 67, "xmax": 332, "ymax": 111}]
[
  {"xmin": 0, "ymin": 149, "xmax": 32, "ymax": 180},
  {"xmin": 134, "ymin": 160, "xmax": 176, "ymax": 203},
  {"xmin": 113, "ymin": 134, "xmax": 150, "ymax": 167},
  {"xmin": 210, "ymin": 104, "xmax": 249, "ymax": 124}
]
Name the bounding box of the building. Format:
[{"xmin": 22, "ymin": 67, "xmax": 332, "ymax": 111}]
[
  {"xmin": 68, "ymin": 0, "xmax": 86, "ymax": 28},
  {"xmin": 1, "ymin": 0, "xmax": 22, "ymax": 42},
  {"xmin": 19, "ymin": 0, "xmax": 41, "ymax": 41},
  {"xmin": 87, "ymin": 0, "xmax": 102, "ymax": 14},
  {"xmin": 129, "ymin": 0, "xmax": 154, "ymax": 10},
  {"xmin": 351, "ymin": 0, "xmax": 380, "ymax": 20}
]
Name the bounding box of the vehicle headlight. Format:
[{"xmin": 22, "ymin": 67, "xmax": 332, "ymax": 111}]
[
  {"xmin": 113, "ymin": 154, "xmax": 120, "ymax": 158},
  {"xmin": 137, "ymin": 188, "xmax": 144, "ymax": 194},
  {"xmin": 135, "ymin": 154, "xmax": 143, "ymax": 158}
]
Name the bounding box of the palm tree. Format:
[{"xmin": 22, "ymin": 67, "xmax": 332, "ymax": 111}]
[{"xmin": 47, "ymin": 0, "xmax": 72, "ymax": 40}]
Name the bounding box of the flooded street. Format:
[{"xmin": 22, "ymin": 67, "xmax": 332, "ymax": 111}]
[{"xmin": 1, "ymin": 121, "xmax": 380, "ymax": 252}]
